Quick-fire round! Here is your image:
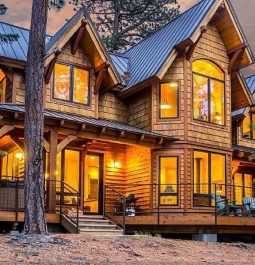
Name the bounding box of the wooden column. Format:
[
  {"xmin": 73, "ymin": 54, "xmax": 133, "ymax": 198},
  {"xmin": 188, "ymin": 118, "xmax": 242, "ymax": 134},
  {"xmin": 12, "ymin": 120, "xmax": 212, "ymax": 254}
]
[{"xmin": 48, "ymin": 129, "xmax": 58, "ymax": 212}]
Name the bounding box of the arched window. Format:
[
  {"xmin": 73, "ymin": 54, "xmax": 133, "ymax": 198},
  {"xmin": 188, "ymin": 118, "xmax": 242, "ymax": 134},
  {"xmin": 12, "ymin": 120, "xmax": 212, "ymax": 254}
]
[
  {"xmin": 192, "ymin": 60, "xmax": 225, "ymax": 125},
  {"xmin": 0, "ymin": 69, "xmax": 7, "ymax": 103}
]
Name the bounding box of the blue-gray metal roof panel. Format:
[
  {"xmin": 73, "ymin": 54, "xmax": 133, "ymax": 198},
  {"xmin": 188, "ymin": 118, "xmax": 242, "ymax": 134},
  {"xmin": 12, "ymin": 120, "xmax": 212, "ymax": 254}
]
[
  {"xmin": 122, "ymin": 0, "xmax": 216, "ymax": 89},
  {"xmin": 246, "ymin": 74, "xmax": 255, "ymax": 95}
]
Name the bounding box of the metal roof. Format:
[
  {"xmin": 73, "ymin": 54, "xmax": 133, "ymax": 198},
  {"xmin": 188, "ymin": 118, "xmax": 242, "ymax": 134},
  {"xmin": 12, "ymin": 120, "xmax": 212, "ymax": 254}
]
[
  {"xmin": 0, "ymin": 22, "xmax": 51, "ymax": 62},
  {"xmin": 109, "ymin": 53, "xmax": 129, "ymax": 84},
  {"xmin": 233, "ymin": 145, "xmax": 255, "ymax": 155},
  {"xmin": 0, "ymin": 103, "xmax": 174, "ymax": 140},
  {"xmin": 246, "ymin": 74, "xmax": 255, "ymax": 96},
  {"xmin": 119, "ymin": 0, "xmax": 217, "ymax": 90},
  {"xmin": 232, "ymin": 74, "xmax": 255, "ymax": 118}
]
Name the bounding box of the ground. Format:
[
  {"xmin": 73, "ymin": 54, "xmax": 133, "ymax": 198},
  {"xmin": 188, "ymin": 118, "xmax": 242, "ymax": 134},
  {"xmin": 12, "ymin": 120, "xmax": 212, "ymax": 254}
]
[{"xmin": 1, "ymin": 234, "xmax": 255, "ymax": 264}]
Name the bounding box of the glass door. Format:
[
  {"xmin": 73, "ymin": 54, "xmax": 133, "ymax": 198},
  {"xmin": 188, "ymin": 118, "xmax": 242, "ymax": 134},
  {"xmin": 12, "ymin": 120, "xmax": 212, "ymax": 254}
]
[
  {"xmin": 84, "ymin": 154, "xmax": 103, "ymax": 214},
  {"xmin": 63, "ymin": 149, "xmax": 80, "ymax": 205}
]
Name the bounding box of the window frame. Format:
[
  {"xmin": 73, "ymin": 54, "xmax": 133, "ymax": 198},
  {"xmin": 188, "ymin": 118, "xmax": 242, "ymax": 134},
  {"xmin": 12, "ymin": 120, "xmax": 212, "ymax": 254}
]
[
  {"xmin": 53, "ymin": 62, "xmax": 91, "ymax": 106},
  {"xmin": 242, "ymin": 112, "xmax": 255, "ymax": 140},
  {"xmin": 158, "ymin": 156, "xmax": 179, "ymax": 206},
  {"xmin": 192, "ymin": 60, "xmax": 226, "ymax": 126},
  {"xmin": 233, "ymin": 173, "xmax": 255, "ymax": 205},
  {"xmin": 192, "ymin": 150, "xmax": 226, "ymax": 207},
  {"xmin": 158, "ymin": 80, "xmax": 180, "ymax": 120}
]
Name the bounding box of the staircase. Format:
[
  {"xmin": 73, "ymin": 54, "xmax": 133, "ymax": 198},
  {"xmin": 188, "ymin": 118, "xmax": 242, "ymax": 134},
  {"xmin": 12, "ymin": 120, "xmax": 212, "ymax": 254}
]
[{"xmin": 61, "ymin": 213, "xmax": 124, "ymax": 236}]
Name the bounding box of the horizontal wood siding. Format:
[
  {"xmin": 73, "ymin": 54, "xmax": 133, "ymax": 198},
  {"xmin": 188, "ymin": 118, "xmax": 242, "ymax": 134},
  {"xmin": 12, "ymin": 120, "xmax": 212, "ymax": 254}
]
[
  {"xmin": 98, "ymin": 91, "xmax": 127, "ymax": 123},
  {"xmin": 126, "ymin": 146, "xmax": 151, "ymax": 211}
]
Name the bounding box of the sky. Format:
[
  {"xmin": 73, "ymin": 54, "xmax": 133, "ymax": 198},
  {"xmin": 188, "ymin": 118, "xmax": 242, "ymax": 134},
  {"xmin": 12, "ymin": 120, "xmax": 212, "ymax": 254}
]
[
  {"xmin": 1, "ymin": 0, "xmax": 255, "ymax": 73},
  {"xmin": 1, "ymin": 0, "xmax": 198, "ymax": 35}
]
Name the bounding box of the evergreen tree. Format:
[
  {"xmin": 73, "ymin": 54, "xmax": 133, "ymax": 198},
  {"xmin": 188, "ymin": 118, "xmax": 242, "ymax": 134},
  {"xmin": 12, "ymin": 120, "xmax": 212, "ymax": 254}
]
[{"xmin": 70, "ymin": 0, "xmax": 180, "ymax": 52}]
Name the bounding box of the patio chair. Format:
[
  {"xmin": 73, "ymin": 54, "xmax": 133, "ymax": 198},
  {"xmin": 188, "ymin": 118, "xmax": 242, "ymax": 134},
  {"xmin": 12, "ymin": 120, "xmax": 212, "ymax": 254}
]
[
  {"xmin": 242, "ymin": 197, "xmax": 255, "ymax": 217},
  {"xmin": 211, "ymin": 194, "xmax": 229, "ymax": 216}
]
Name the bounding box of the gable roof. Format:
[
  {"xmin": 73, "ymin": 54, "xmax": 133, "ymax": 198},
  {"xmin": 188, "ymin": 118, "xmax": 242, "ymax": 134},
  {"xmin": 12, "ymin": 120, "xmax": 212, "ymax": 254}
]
[
  {"xmin": 232, "ymin": 73, "xmax": 255, "ymax": 118},
  {"xmin": 0, "ymin": 8, "xmax": 122, "ymax": 86},
  {"xmin": 0, "ymin": 22, "xmax": 50, "ymax": 63},
  {"xmin": 117, "ymin": 0, "xmax": 220, "ymax": 91}
]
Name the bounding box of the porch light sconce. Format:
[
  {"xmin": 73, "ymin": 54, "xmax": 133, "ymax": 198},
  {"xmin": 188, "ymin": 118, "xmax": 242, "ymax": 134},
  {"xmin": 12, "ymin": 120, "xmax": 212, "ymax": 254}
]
[
  {"xmin": 15, "ymin": 152, "xmax": 24, "ymax": 159},
  {"xmin": 113, "ymin": 160, "xmax": 120, "ymax": 168}
]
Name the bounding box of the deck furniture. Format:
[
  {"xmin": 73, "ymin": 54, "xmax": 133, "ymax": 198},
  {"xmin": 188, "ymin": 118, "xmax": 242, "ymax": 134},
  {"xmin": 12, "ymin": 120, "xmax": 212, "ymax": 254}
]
[
  {"xmin": 243, "ymin": 197, "xmax": 255, "ymax": 216},
  {"xmin": 211, "ymin": 194, "xmax": 245, "ymax": 216}
]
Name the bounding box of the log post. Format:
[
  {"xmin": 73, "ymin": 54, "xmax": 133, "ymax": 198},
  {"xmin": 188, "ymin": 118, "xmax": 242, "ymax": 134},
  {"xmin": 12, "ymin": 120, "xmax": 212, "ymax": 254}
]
[{"xmin": 48, "ymin": 129, "xmax": 58, "ymax": 212}]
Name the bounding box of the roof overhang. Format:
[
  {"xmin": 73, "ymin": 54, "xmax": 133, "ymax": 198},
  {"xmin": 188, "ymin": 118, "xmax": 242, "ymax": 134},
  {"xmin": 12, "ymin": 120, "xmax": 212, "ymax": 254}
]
[{"xmin": 0, "ymin": 104, "xmax": 176, "ymax": 148}]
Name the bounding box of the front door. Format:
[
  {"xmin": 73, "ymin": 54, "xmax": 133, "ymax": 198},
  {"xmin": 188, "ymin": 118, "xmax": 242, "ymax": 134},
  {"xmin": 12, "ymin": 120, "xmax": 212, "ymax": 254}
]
[{"xmin": 84, "ymin": 154, "xmax": 103, "ymax": 214}]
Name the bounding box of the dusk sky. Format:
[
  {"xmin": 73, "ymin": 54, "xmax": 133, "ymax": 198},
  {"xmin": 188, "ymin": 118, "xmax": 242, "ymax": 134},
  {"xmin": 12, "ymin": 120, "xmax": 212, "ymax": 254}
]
[{"xmin": 1, "ymin": 0, "xmax": 255, "ymax": 73}]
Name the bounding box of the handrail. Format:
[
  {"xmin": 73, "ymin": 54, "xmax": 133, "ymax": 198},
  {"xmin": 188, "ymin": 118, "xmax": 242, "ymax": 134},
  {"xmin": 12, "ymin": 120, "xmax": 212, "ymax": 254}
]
[
  {"xmin": 45, "ymin": 179, "xmax": 80, "ymax": 233},
  {"xmin": 104, "ymin": 185, "xmax": 126, "ymax": 234}
]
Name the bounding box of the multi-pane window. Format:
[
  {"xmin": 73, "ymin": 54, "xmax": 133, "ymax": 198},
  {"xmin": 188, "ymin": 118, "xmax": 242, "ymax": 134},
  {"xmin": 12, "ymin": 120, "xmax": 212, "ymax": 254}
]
[
  {"xmin": 193, "ymin": 151, "xmax": 226, "ymax": 206},
  {"xmin": 160, "ymin": 82, "xmax": 178, "ymax": 118},
  {"xmin": 54, "ymin": 63, "xmax": 89, "ymax": 105},
  {"xmin": 234, "ymin": 173, "xmax": 254, "ymax": 205},
  {"xmin": 242, "ymin": 113, "xmax": 255, "ymax": 139},
  {"xmin": 193, "ymin": 60, "xmax": 225, "ymax": 125},
  {"xmin": 159, "ymin": 156, "xmax": 178, "ymax": 205}
]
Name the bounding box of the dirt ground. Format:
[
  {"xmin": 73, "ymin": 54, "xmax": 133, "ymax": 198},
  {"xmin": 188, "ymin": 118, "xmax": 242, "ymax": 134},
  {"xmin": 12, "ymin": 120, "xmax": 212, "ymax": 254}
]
[{"xmin": 1, "ymin": 234, "xmax": 255, "ymax": 264}]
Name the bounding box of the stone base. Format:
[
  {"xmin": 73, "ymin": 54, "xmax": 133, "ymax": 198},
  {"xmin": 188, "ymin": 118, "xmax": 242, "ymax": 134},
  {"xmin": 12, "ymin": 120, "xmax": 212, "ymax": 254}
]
[{"xmin": 192, "ymin": 233, "xmax": 217, "ymax": 242}]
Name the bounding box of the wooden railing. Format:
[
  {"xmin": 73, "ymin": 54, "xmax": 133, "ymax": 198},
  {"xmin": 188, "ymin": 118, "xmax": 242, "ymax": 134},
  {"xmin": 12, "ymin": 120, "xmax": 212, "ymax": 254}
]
[{"xmin": 104, "ymin": 183, "xmax": 255, "ymax": 227}]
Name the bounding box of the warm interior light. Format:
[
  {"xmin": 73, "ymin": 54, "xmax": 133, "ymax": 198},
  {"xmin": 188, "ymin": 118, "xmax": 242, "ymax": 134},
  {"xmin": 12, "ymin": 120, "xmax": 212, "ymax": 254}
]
[
  {"xmin": 160, "ymin": 101, "xmax": 171, "ymax": 109},
  {"xmin": 113, "ymin": 161, "xmax": 120, "ymax": 168},
  {"xmin": 16, "ymin": 152, "xmax": 24, "ymax": 159},
  {"xmin": 169, "ymin": 82, "xmax": 178, "ymax": 88}
]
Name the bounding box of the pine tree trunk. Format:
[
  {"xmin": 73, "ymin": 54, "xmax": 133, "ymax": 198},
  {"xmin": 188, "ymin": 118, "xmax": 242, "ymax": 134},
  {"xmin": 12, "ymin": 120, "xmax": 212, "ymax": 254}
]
[{"xmin": 23, "ymin": 0, "xmax": 49, "ymax": 234}]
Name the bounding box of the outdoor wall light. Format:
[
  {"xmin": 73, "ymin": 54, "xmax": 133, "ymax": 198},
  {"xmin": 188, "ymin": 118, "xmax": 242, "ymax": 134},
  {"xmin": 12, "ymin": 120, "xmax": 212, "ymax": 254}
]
[
  {"xmin": 113, "ymin": 161, "xmax": 120, "ymax": 168},
  {"xmin": 16, "ymin": 152, "xmax": 24, "ymax": 159}
]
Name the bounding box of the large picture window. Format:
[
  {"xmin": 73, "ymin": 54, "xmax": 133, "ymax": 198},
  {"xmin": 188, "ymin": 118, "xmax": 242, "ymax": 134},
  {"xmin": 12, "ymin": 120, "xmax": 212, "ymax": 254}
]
[
  {"xmin": 193, "ymin": 151, "xmax": 226, "ymax": 206},
  {"xmin": 54, "ymin": 63, "xmax": 89, "ymax": 105},
  {"xmin": 193, "ymin": 60, "xmax": 225, "ymax": 125},
  {"xmin": 159, "ymin": 156, "xmax": 178, "ymax": 205},
  {"xmin": 160, "ymin": 82, "xmax": 178, "ymax": 118},
  {"xmin": 242, "ymin": 113, "xmax": 255, "ymax": 139}
]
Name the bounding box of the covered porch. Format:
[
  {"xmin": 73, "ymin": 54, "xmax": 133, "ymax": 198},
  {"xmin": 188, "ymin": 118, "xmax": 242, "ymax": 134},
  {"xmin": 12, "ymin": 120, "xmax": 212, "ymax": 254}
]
[{"xmin": 0, "ymin": 103, "xmax": 171, "ymax": 229}]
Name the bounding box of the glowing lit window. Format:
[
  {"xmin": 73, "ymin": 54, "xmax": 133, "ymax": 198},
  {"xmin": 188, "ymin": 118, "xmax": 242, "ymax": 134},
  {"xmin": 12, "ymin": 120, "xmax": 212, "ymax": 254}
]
[
  {"xmin": 242, "ymin": 113, "xmax": 255, "ymax": 139},
  {"xmin": 54, "ymin": 63, "xmax": 90, "ymax": 105},
  {"xmin": 193, "ymin": 151, "xmax": 226, "ymax": 206},
  {"xmin": 159, "ymin": 157, "xmax": 178, "ymax": 205},
  {"xmin": 160, "ymin": 82, "xmax": 178, "ymax": 118},
  {"xmin": 234, "ymin": 173, "xmax": 254, "ymax": 205},
  {"xmin": 192, "ymin": 60, "xmax": 225, "ymax": 125}
]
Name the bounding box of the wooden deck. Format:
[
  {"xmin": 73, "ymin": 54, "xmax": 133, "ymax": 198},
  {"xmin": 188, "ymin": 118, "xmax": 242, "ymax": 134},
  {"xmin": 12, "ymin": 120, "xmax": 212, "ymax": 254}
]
[{"xmin": 0, "ymin": 211, "xmax": 60, "ymax": 224}]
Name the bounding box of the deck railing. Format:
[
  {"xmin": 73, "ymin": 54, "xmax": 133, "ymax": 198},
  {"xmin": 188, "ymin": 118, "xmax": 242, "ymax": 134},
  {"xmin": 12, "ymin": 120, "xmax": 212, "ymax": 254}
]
[
  {"xmin": 104, "ymin": 183, "xmax": 255, "ymax": 228},
  {"xmin": 0, "ymin": 176, "xmax": 80, "ymax": 232}
]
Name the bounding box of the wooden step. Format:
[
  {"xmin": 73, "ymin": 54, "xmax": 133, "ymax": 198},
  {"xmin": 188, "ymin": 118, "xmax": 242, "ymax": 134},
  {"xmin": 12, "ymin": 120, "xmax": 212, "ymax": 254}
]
[
  {"xmin": 79, "ymin": 229, "xmax": 123, "ymax": 236},
  {"xmin": 78, "ymin": 219, "xmax": 110, "ymax": 224},
  {"xmin": 78, "ymin": 223, "xmax": 117, "ymax": 229}
]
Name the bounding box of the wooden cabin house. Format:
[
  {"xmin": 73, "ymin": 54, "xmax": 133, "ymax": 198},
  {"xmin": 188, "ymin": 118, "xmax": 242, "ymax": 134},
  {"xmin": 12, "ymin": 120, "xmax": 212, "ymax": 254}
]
[{"xmin": 0, "ymin": 0, "xmax": 255, "ymax": 236}]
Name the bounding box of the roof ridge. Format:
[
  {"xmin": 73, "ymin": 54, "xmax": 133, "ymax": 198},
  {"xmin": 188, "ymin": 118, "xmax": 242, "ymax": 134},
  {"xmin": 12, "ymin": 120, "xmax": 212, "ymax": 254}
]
[{"xmin": 123, "ymin": 0, "xmax": 208, "ymax": 55}]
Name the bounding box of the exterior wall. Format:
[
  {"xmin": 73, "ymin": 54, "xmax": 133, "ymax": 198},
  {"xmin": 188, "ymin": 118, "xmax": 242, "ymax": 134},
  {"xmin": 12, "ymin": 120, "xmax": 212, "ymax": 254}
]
[
  {"xmin": 14, "ymin": 42, "xmax": 98, "ymax": 118},
  {"xmin": 98, "ymin": 91, "xmax": 127, "ymax": 123},
  {"xmin": 152, "ymin": 25, "xmax": 231, "ymax": 150},
  {"xmin": 127, "ymin": 88, "xmax": 151, "ymax": 130},
  {"xmin": 235, "ymin": 109, "xmax": 255, "ymax": 148},
  {"xmin": 126, "ymin": 146, "xmax": 151, "ymax": 211},
  {"xmin": 152, "ymin": 55, "xmax": 185, "ymax": 140}
]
